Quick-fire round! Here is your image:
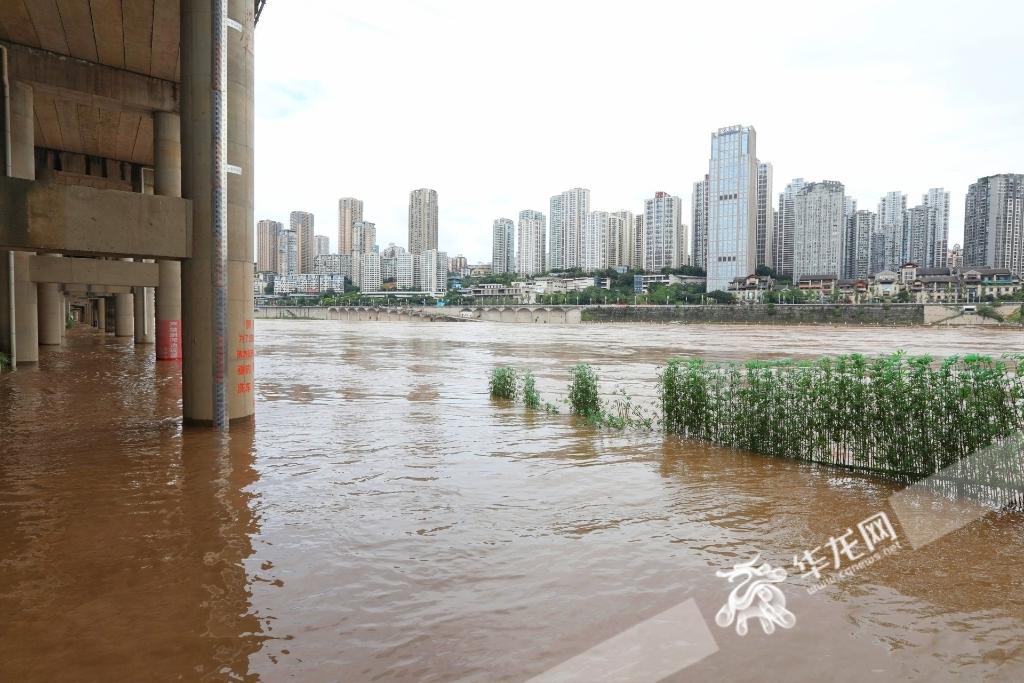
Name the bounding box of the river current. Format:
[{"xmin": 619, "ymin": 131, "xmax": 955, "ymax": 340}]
[{"xmin": 1, "ymin": 320, "xmax": 1022, "ymax": 681}]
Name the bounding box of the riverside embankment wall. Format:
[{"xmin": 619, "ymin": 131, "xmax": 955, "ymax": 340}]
[
  {"xmin": 582, "ymin": 304, "xmax": 927, "ymax": 325},
  {"xmin": 255, "ymin": 303, "xmax": 1021, "ymax": 326}
]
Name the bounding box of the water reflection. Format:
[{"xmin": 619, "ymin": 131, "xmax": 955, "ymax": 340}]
[{"xmin": 0, "ymin": 331, "xmax": 263, "ymax": 681}]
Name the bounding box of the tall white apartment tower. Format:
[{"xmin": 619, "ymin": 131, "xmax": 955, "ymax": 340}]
[
  {"xmin": 277, "ymin": 229, "xmax": 298, "ymax": 276},
  {"xmin": 756, "ymin": 162, "xmax": 774, "ymax": 269},
  {"xmin": 492, "ymin": 218, "xmax": 515, "ymax": 274},
  {"xmin": 609, "ymin": 210, "xmax": 635, "ymax": 269},
  {"xmin": 582, "ymin": 211, "xmax": 610, "ymax": 272},
  {"xmin": 315, "ymin": 235, "xmax": 330, "ymax": 258},
  {"xmin": 416, "ymin": 250, "xmax": 448, "ymax": 296},
  {"xmin": 773, "ymin": 178, "xmax": 805, "ymax": 278},
  {"xmin": 691, "ymin": 176, "xmax": 709, "ymax": 270},
  {"xmin": 337, "ymin": 197, "xmax": 364, "ymax": 254},
  {"xmin": 923, "ymin": 188, "xmax": 950, "ymax": 269},
  {"xmin": 632, "ymin": 214, "xmax": 645, "ymax": 269},
  {"xmin": 517, "ymin": 210, "xmax": 546, "ymax": 276},
  {"xmin": 644, "ymin": 192, "xmax": 683, "ymax": 271},
  {"xmin": 792, "ymin": 181, "xmax": 846, "ymax": 283},
  {"xmin": 549, "ymin": 188, "xmax": 590, "ymax": 270},
  {"xmin": 408, "ymin": 188, "xmax": 439, "ymax": 255},
  {"xmin": 706, "ymin": 126, "xmax": 759, "ymax": 291}
]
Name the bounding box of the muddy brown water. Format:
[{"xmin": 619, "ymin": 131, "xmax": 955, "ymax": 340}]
[{"xmin": 1, "ymin": 321, "xmax": 1023, "ymax": 682}]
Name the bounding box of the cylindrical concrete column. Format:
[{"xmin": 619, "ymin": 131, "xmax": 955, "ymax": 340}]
[
  {"xmin": 38, "ymin": 254, "xmax": 64, "ymax": 346},
  {"xmin": 38, "ymin": 282, "xmax": 63, "ymax": 344},
  {"xmin": 155, "ymin": 112, "xmax": 183, "ymax": 359},
  {"xmin": 115, "ymin": 290, "xmax": 134, "ymax": 338},
  {"xmin": 180, "ymin": 0, "xmax": 255, "ymax": 424},
  {"xmin": 9, "ymin": 81, "xmax": 37, "ymax": 362},
  {"xmin": 133, "ymin": 281, "xmax": 155, "ymax": 343},
  {"xmin": 96, "ymin": 298, "xmax": 106, "ymax": 331},
  {"xmin": 82, "ymin": 299, "xmax": 94, "ymax": 326},
  {"xmin": 108, "ymin": 296, "xmax": 117, "ymax": 334}
]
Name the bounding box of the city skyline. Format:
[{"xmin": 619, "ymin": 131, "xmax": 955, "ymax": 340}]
[{"xmin": 253, "ymin": 1, "xmax": 1023, "ymax": 263}]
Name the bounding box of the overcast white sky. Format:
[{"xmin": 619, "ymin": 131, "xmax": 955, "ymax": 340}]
[{"xmin": 253, "ymin": 0, "xmax": 1024, "ymax": 263}]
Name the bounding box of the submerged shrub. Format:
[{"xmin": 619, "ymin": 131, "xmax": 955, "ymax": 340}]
[
  {"xmin": 521, "ymin": 371, "xmax": 541, "ymax": 409},
  {"xmin": 0, "ymin": 351, "xmax": 8, "ymax": 370},
  {"xmin": 489, "ymin": 367, "xmax": 518, "ymax": 400},
  {"xmin": 568, "ymin": 364, "xmax": 602, "ymax": 421}
]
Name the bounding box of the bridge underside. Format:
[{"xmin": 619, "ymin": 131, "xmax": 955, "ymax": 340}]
[{"xmin": 0, "ymin": 1, "xmax": 256, "ymax": 426}]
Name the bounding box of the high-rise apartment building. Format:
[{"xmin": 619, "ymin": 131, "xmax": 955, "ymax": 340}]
[
  {"xmin": 408, "ymin": 188, "xmax": 439, "ymax": 255},
  {"xmin": 706, "ymin": 126, "xmax": 760, "ymax": 290},
  {"xmin": 609, "ymin": 211, "xmax": 634, "ymax": 269},
  {"xmin": 644, "ymin": 192, "xmax": 682, "ymax": 271},
  {"xmin": 315, "ymin": 253, "xmax": 351, "ymax": 279},
  {"xmin": 517, "ymin": 210, "xmax": 546, "ymax": 276},
  {"xmin": 492, "ymin": 218, "xmax": 515, "ymax": 274},
  {"xmin": 352, "ymin": 220, "xmax": 376, "ymax": 255},
  {"xmin": 922, "ymin": 188, "xmax": 951, "ymax": 269},
  {"xmin": 290, "ymin": 211, "xmax": 315, "ymax": 274},
  {"xmin": 416, "ymin": 249, "xmax": 448, "ymax": 296},
  {"xmin": 905, "ymin": 204, "xmax": 930, "ymax": 267},
  {"xmin": 337, "ymin": 197, "xmax": 364, "ymax": 254},
  {"xmin": 844, "ymin": 197, "xmax": 858, "ymax": 221},
  {"xmin": 277, "ymin": 229, "xmax": 298, "ymax": 276},
  {"xmin": 633, "ymin": 214, "xmax": 645, "ymax": 269},
  {"xmin": 964, "ymin": 174, "xmax": 1024, "ymax": 277},
  {"xmin": 756, "ymin": 162, "xmax": 774, "ymax": 269},
  {"xmin": 548, "ymin": 188, "xmax": 590, "ymax": 270},
  {"xmin": 257, "ymin": 219, "xmax": 282, "ymax": 273},
  {"xmin": 869, "ymin": 230, "xmax": 888, "ymax": 276},
  {"xmin": 877, "ymin": 191, "xmax": 907, "ymax": 271},
  {"xmin": 315, "ymin": 235, "xmax": 330, "ymax": 258},
  {"xmin": 691, "ymin": 176, "xmax": 709, "ymax": 271},
  {"xmin": 352, "ymin": 252, "xmax": 382, "ymax": 293},
  {"xmin": 396, "ymin": 253, "xmax": 415, "ymax": 289},
  {"xmin": 582, "ymin": 211, "xmax": 609, "ymax": 272},
  {"xmin": 846, "ymin": 210, "xmax": 876, "ymax": 279},
  {"xmin": 773, "ymin": 178, "xmax": 805, "ymax": 278},
  {"xmin": 792, "ymin": 180, "xmax": 845, "ymax": 283}
]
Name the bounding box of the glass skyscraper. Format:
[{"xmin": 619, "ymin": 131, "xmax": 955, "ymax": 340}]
[{"xmin": 706, "ymin": 126, "xmax": 758, "ymax": 292}]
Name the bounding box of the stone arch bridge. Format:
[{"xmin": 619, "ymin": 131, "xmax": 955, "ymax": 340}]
[{"xmin": 255, "ymin": 305, "xmax": 583, "ymax": 324}]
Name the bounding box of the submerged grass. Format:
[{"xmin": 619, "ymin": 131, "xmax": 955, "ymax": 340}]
[
  {"xmin": 660, "ymin": 353, "xmax": 1024, "ymax": 480},
  {"xmin": 491, "ymin": 352, "xmax": 1024, "ymax": 490}
]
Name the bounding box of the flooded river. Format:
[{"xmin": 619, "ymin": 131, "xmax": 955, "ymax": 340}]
[{"xmin": 1, "ymin": 321, "xmax": 1023, "ymax": 681}]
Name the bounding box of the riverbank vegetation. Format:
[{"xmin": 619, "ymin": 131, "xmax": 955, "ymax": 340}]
[{"xmin": 491, "ymin": 353, "xmax": 1024, "ymax": 485}]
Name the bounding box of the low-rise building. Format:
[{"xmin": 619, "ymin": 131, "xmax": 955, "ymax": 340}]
[
  {"xmin": 273, "ymin": 274, "xmax": 347, "ymax": 295},
  {"xmin": 796, "ymin": 274, "xmax": 838, "ymax": 296},
  {"xmin": 632, "ymin": 273, "xmax": 706, "ymax": 294},
  {"xmin": 727, "ymin": 274, "xmax": 774, "ymax": 302}
]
